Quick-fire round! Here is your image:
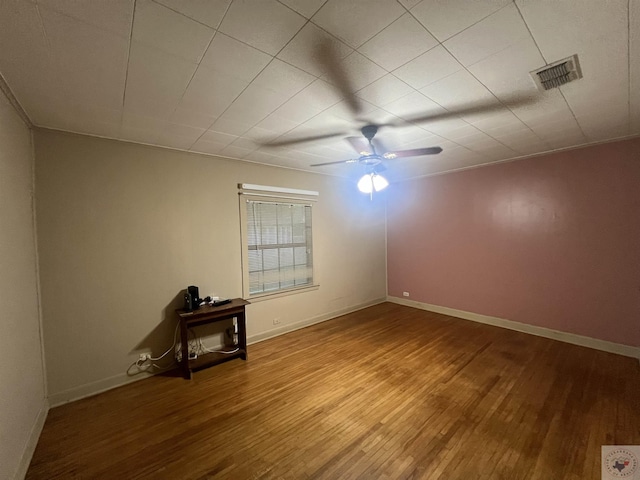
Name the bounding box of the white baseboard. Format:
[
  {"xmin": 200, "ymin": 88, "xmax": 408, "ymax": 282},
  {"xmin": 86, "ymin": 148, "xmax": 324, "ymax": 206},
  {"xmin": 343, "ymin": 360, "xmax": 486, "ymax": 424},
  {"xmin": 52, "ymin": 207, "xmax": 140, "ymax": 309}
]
[
  {"xmin": 248, "ymin": 297, "xmax": 387, "ymax": 345},
  {"xmin": 48, "ymin": 297, "xmax": 387, "ymax": 407},
  {"xmin": 387, "ymin": 296, "xmax": 640, "ymax": 360},
  {"xmin": 14, "ymin": 399, "xmax": 49, "ymax": 480},
  {"xmin": 48, "ymin": 370, "xmax": 155, "ymax": 408}
]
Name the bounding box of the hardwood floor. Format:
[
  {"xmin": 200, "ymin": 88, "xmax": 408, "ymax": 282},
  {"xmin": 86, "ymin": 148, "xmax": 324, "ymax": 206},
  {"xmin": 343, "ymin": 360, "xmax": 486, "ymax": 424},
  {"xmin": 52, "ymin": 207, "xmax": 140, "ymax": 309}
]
[{"xmin": 27, "ymin": 303, "xmax": 640, "ymax": 479}]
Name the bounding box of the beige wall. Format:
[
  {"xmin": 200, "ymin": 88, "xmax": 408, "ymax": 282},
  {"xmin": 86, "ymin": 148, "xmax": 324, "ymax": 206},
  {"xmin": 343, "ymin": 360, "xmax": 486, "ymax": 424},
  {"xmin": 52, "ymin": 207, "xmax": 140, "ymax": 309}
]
[
  {"xmin": 0, "ymin": 91, "xmax": 47, "ymax": 478},
  {"xmin": 34, "ymin": 130, "xmax": 387, "ymax": 404}
]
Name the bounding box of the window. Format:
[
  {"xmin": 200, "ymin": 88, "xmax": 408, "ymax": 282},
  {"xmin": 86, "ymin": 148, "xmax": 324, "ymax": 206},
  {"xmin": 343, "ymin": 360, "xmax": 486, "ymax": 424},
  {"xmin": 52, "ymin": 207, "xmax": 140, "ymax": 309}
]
[{"xmin": 243, "ymin": 199, "xmax": 314, "ymax": 297}]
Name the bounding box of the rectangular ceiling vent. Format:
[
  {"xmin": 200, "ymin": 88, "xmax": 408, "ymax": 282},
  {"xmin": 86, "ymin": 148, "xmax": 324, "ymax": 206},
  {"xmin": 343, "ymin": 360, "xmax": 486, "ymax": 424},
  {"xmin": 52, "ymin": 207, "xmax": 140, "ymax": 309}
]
[{"xmin": 530, "ymin": 54, "xmax": 582, "ymax": 91}]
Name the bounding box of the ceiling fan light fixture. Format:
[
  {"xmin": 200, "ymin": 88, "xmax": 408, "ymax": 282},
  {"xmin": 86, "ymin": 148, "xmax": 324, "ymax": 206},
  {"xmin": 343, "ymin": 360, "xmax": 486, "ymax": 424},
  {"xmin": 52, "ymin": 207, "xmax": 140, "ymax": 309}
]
[
  {"xmin": 372, "ymin": 173, "xmax": 389, "ymax": 192},
  {"xmin": 357, "ymin": 172, "xmax": 389, "ymax": 194}
]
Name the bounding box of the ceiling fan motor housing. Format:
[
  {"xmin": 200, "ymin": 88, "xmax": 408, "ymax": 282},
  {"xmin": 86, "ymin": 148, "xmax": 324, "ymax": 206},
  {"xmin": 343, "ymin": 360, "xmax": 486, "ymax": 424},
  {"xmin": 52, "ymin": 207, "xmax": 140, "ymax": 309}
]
[{"xmin": 361, "ymin": 125, "xmax": 378, "ymax": 140}]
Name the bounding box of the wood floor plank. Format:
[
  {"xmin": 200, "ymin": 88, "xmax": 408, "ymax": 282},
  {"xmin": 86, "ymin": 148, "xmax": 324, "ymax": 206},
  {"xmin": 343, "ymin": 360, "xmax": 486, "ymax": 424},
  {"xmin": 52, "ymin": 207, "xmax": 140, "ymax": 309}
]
[{"xmin": 27, "ymin": 303, "xmax": 640, "ymax": 479}]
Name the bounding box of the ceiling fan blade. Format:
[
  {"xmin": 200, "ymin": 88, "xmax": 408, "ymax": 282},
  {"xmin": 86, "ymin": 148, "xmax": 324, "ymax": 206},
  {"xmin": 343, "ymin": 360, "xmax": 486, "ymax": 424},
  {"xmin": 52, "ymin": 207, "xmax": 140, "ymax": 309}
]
[
  {"xmin": 310, "ymin": 159, "xmax": 359, "ymax": 167},
  {"xmin": 385, "ymin": 147, "xmax": 443, "ymax": 158},
  {"xmin": 263, "ymin": 131, "xmax": 346, "ymax": 147},
  {"xmin": 371, "ymin": 137, "xmax": 389, "ymax": 156},
  {"xmin": 317, "ymin": 40, "xmax": 362, "ymax": 116},
  {"xmin": 381, "ymin": 94, "xmax": 538, "ymax": 128},
  {"xmin": 346, "ymin": 136, "xmax": 371, "ymax": 155}
]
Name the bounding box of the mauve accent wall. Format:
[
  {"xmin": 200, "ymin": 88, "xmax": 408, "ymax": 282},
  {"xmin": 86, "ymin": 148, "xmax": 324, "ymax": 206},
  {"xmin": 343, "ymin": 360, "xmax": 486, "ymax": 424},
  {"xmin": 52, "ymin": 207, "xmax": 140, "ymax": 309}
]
[{"xmin": 387, "ymin": 137, "xmax": 640, "ymax": 347}]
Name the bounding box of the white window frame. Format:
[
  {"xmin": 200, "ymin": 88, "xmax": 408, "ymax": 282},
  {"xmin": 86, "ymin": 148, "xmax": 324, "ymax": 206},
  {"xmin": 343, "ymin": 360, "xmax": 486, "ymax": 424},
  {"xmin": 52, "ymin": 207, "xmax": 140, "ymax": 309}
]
[{"xmin": 239, "ymin": 187, "xmax": 318, "ymax": 300}]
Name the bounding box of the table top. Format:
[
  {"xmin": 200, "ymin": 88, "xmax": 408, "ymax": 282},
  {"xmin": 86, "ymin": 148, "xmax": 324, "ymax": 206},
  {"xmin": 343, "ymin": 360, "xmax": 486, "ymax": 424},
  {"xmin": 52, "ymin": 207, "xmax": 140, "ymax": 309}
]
[{"xmin": 176, "ymin": 297, "xmax": 250, "ymax": 320}]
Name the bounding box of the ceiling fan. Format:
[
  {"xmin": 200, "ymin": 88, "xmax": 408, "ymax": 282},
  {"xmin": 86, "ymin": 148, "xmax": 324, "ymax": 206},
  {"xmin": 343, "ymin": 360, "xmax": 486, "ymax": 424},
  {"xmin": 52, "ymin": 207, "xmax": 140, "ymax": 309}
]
[
  {"xmin": 308, "ymin": 124, "xmax": 442, "ymax": 168},
  {"xmin": 260, "ymin": 37, "xmax": 538, "ymax": 191}
]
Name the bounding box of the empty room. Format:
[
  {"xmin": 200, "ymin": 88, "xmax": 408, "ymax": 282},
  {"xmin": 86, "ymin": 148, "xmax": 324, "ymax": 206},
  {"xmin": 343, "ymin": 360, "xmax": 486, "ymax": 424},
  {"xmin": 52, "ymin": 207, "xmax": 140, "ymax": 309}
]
[{"xmin": 1, "ymin": 0, "xmax": 639, "ymax": 479}]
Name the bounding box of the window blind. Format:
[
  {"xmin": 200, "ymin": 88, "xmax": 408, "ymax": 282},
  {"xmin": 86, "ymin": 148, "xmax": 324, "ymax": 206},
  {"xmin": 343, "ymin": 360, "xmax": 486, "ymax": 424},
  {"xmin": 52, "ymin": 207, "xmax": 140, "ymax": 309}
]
[{"xmin": 246, "ymin": 200, "xmax": 313, "ymax": 295}]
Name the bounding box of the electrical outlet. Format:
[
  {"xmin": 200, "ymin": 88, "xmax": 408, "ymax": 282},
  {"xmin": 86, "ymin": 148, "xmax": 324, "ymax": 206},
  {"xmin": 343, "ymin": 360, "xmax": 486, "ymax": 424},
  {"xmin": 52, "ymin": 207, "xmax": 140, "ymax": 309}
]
[
  {"xmin": 273, "ymin": 318, "xmax": 281, "ymax": 325},
  {"xmin": 403, "ymin": 292, "xmax": 410, "ymax": 297}
]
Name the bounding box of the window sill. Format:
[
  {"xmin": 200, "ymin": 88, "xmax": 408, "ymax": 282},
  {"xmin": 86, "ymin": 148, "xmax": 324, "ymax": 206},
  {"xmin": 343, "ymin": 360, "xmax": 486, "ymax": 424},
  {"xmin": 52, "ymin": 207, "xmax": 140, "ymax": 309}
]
[{"xmin": 245, "ymin": 284, "xmax": 319, "ymax": 303}]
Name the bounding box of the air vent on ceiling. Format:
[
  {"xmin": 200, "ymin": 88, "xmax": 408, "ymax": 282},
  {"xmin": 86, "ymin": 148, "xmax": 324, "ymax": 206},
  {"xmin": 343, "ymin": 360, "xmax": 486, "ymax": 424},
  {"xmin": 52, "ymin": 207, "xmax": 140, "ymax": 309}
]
[{"xmin": 530, "ymin": 54, "xmax": 582, "ymax": 91}]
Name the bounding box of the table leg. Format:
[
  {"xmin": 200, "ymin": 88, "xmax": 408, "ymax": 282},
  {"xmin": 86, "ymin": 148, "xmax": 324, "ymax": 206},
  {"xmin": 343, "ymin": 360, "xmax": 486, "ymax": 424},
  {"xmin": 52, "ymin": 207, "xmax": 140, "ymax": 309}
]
[
  {"xmin": 238, "ymin": 313, "xmax": 248, "ymax": 360},
  {"xmin": 180, "ymin": 319, "xmax": 190, "ymax": 379}
]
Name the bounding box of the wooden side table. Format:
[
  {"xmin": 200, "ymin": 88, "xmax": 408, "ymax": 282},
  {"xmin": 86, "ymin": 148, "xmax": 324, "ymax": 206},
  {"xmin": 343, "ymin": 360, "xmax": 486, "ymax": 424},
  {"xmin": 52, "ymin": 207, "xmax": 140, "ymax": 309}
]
[{"xmin": 176, "ymin": 298, "xmax": 249, "ymax": 379}]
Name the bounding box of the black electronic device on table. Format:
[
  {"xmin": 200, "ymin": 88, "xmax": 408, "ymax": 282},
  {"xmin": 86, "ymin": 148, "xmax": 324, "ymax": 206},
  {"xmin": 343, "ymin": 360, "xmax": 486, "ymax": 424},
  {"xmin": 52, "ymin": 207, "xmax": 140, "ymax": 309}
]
[
  {"xmin": 211, "ymin": 298, "xmax": 231, "ymax": 307},
  {"xmin": 184, "ymin": 285, "xmax": 201, "ymax": 311}
]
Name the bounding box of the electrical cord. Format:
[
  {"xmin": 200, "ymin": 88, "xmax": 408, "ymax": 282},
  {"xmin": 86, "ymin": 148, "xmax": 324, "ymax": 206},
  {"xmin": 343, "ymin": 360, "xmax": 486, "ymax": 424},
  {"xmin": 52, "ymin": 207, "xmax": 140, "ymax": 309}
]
[{"xmin": 130, "ymin": 321, "xmax": 238, "ymax": 376}]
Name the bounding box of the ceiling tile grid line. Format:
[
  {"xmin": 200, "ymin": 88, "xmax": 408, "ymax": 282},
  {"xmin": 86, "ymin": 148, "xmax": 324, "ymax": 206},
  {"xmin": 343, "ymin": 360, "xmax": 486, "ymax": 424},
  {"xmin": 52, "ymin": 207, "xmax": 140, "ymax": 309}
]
[{"xmin": 120, "ymin": 0, "xmax": 138, "ymax": 129}]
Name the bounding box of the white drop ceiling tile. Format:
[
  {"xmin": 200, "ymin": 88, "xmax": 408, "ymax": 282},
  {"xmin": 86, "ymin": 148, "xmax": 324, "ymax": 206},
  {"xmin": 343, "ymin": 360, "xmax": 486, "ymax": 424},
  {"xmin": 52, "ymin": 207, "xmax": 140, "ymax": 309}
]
[
  {"xmin": 324, "ymin": 98, "xmax": 381, "ymax": 121},
  {"xmin": 312, "ymin": 0, "xmax": 405, "ymax": 48},
  {"xmin": 467, "ymin": 38, "xmax": 544, "ymax": 100},
  {"xmin": 390, "ymin": 125, "xmax": 441, "ymax": 145},
  {"xmin": 510, "ymin": 90, "xmax": 575, "ymax": 126},
  {"xmin": 421, "ymin": 117, "xmax": 473, "ymax": 138},
  {"xmin": 244, "ymin": 149, "xmax": 282, "ymax": 164},
  {"xmin": 242, "ymin": 126, "xmax": 281, "ymax": 143},
  {"xmin": 359, "ymin": 13, "xmax": 438, "ymax": 71},
  {"xmin": 209, "ymin": 116, "xmax": 254, "ymax": 136},
  {"xmin": 527, "ymin": 119, "xmax": 586, "ymax": 144},
  {"xmin": 577, "ymin": 113, "xmax": 630, "ymax": 142},
  {"xmin": 323, "ymin": 52, "xmax": 386, "ymax": 92},
  {"xmin": 200, "ymin": 129, "xmax": 237, "ymax": 145},
  {"xmin": 562, "ymin": 90, "xmax": 629, "ymax": 138},
  {"xmin": 119, "ymin": 126, "xmax": 163, "ymax": 145},
  {"xmin": 398, "ymin": 0, "xmax": 422, "ymax": 9},
  {"xmin": 133, "ymin": 0, "xmax": 214, "ymax": 62},
  {"xmin": 122, "ymin": 112, "xmax": 169, "ymax": 132},
  {"xmin": 272, "ymin": 97, "xmax": 322, "ymax": 124},
  {"xmin": 464, "ymin": 108, "xmax": 523, "ymax": 131},
  {"xmin": 153, "ymin": 0, "xmax": 231, "ymax": 28},
  {"xmin": 221, "ymin": 144, "xmax": 254, "ymax": 158},
  {"xmin": 223, "ymin": 84, "xmax": 291, "ymax": 123},
  {"xmin": 157, "ymin": 124, "xmax": 206, "ymax": 150},
  {"xmin": 279, "ymin": 0, "xmax": 326, "ymax": 18},
  {"xmin": 546, "ymin": 135, "xmax": 589, "ymax": 151},
  {"xmin": 190, "ymin": 138, "xmax": 228, "ymax": 155},
  {"xmin": 392, "ymin": 46, "xmax": 462, "ymax": 90},
  {"xmin": 429, "ymin": 122, "xmax": 482, "ymax": 142},
  {"xmin": 410, "ymin": 0, "xmax": 511, "ymax": 42},
  {"xmin": 444, "ymin": 4, "xmax": 530, "ymax": 67},
  {"xmin": 277, "ymin": 22, "xmax": 353, "ymax": 77},
  {"xmin": 515, "ymin": 0, "xmax": 627, "ymax": 67},
  {"xmin": 251, "ymin": 59, "xmax": 316, "ymax": 98},
  {"xmin": 36, "ymin": 0, "xmax": 134, "ymax": 37},
  {"xmin": 383, "ymin": 91, "xmax": 447, "ymax": 120},
  {"xmin": 158, "ymin": 133, "xmax": 199, "ymax": 150},
  {"xmin": 124, "ymin": 42, "xmax": 197, "ymax": 118},
  {"xmin": 300, "ymin": 113, "xmax": 351, "ymax": 135},
  {"xmin": 356, "ymin": 74, "xmax": 414, "ymax": 107},
  {"xmin": 255, "ymin": 114, "xmax": 300, "ymax": 134},
  {"xmin": 218, "ymin": 0, "xmax": 306, "ymax": 56},
  {"xmin": 38, "ymin": 7, "xmax": 129, "ymax": 110},
  {"xmin": 170, "ymin": 106, "xmax": 217, "ymax": 130},
  {"xmin": 180, "ymin": 65, "xmax": 248, "ymax": 117},
  {"xmin": 420, "ymin": 70, "xmax": 498, "ymax": 110},
  {"xmin": 200, "ymin": 33, "xmax": 272, "ymax": 82},
  {"xmin": 160, "ymin": 122, "xmax": 206, "ymax": 140},
  {"xmin": 447, "ymin": 130, "xmax": 495, "ymax": 149},
  {"xmin": 294, "ymin": 79, "xmax": 344, "ymax": 111},
  {"xmin": 230, "ymin": 136, "xmax": 260, "ymax": 151},
  {"xmin": 469, "ymin": 142, "xmax": 518, "ymax": 160}
]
